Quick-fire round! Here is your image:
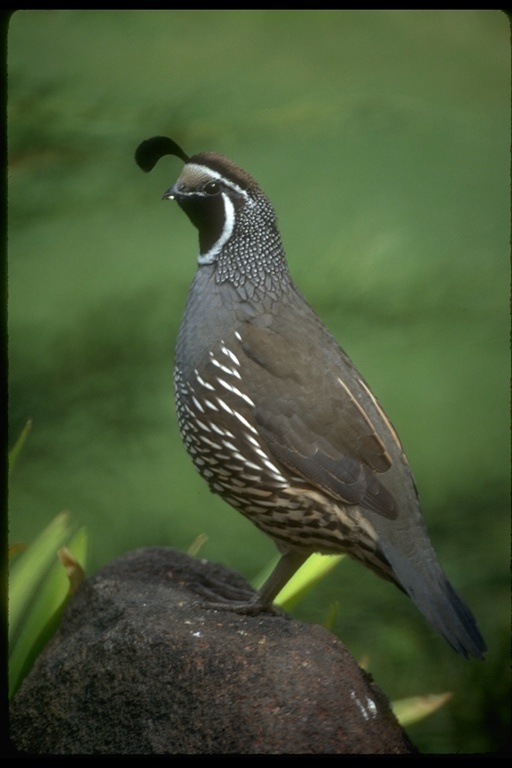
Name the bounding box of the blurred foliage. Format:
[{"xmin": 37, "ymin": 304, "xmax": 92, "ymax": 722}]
[
  {"xmin": 262, "ymin": 552, "xmax": 345, "ymax": 612},
  {"xmin": 392, "ymin": 692, "xmax": 453, "ymax": 728},
  {"xmin": 7, "ymin": 10, "xmax": 510, "ymax": 753},
  {"xmin": 9, "ymin": 517, "xmax": 87, "ymax": 699},
  {"xmin": 8, "ymin": 426, "xmax": 88, "ymax": 699}
]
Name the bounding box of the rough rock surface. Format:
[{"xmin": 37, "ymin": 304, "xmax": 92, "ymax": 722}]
[{"xmin": 10, "ymin": 547, "xmax": 415, "ymax": 754}]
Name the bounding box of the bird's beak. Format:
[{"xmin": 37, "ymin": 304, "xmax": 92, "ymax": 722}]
[{"xmin": 162, "ymin": 184, "xmax": 178, "ymax": 201}]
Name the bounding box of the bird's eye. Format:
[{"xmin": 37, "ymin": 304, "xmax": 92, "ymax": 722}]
[{"xmin": 204, "ymin": 181, "xmax": 221, "ymax": 196}]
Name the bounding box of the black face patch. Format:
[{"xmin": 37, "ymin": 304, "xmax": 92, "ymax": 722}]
[{"xmin": 177, "ymin": 193, "xmax": 226, "ymax": 255}]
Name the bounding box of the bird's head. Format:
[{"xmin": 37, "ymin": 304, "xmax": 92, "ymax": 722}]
[{"xmin": 135, "ymin": 136, "xmax": 278, "ymax": 269}]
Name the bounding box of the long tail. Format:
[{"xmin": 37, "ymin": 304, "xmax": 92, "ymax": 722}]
[{"xmin": 381, "ymin": 541, "xmax": 487, "ymax": 659}]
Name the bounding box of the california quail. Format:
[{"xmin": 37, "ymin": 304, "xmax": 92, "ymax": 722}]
[{"xmin": 135, "ymin": 136, "xmax": 486, "ymax": 659}]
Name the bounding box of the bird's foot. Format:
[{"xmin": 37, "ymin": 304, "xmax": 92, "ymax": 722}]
[{"xmin": 193, "ymin": 579, "xmax": 283, "ymax": 616}]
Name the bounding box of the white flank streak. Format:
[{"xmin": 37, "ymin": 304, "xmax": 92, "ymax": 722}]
[
  {"xmin": 217, "ymin": 377, "xmax": 237, "ymax": 394},
  {"xmin": 254, "ymin": 446, "xmax": 270, "ymax": 460},
  {"xmin": 192, "ymin": 395, "xmax": 205, "ymax": 413},
  {"xmin": 337, "ymin": 375, "xmax": 378, "ymax": 436},
  {"xmin": 356, "ymin": 376, "xmax": 402, "ymax": 450},
  {"xmin": 199, "ymin": 436, "xmax": 222, "ymax": 450},
  {"xmin": 209, "ymin": 422, "xmax": 229, "ymax": 436},
  {"xmin": 233, "ymin": 411, "xmax": 258, "ymax": 434},
  {"xmin": 216, "ymin": 397, "xmax": 233, "ymax": 415},
  {"xmin": 247, "ymin": 499, "xmax": 275, "ymax": 508},
  {"xmin": 195, "ymin": 370, "xmax": 215, "ymax": 391},
  {"xmin": 228, "ymin": 450, "xmax": 246, "ymax": 462},
  {"xmin": 210, "ymin": 354, "xmax": 239, "ymax": 377},
  {"xmin": 244, "ymin": 461, "xmax": 262, "ymax": 472},
  {"xmin": 222, "ymin": 440, "xmax": 238, "ymax": 453},
  {"xmin": 233, "ymin": 388, "xmax": 254, "ymax": 406},
  {"xmin": 245, "ymin": 434, "xmax": 261, "ymax": 448},
  {"xmin": 217, "ymin": 378, "xmax": 254, "ymax": 406},
  {"xmin": 262, "ymin": 459, "xmax": 285, "ymax": 478},
  {"xmin": 221, "ymin": 346, "xmax": 240, "ymax": 367}
]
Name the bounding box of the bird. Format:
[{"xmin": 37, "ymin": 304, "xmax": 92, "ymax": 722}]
[{"xmin": 135, "ymin": 135, "xmax": 486, "ymax": 659}]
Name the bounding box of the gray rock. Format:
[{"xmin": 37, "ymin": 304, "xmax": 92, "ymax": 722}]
[{"xmin": 10, "ymin": 547, "xmax": 415, "ymax": 754}]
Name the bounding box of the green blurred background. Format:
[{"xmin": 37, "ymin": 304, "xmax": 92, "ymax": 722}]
[{"xmin": 7, "ymin": 10, "xmax": 510, "ymax": 753}]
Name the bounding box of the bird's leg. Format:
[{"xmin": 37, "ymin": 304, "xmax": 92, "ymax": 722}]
[
  {"xmin": 254, "ymin": 550, "xmax": 310, "ymax": 609},
  {"xmin": 198, "ymin": 550, "xmax": 310, "ymax": 616}
]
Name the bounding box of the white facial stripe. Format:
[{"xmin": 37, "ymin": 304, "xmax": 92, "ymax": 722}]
[
  {"xmin": 198, "ymin": 192, "xmax": 235, "ymax": 265},
  {"xmin": 180, "ymin": 163, "xmax": 252, "ymax": 266}
]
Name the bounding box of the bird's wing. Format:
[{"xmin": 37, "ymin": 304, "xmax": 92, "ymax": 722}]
[{"xmin": 235, "ymin": 316, "xmax": 400, "ymax": 519}]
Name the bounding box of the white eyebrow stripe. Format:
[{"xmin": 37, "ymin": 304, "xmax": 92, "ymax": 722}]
[{"xmin": 185, "ymin": 163, "xmax": 251, "ymax": 201}]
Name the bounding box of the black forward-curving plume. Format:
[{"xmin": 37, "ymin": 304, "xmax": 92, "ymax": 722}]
[
  {"xmin": 135, "ymin": 135, "xmax": 486, "ymax": 660},
  {"xmin": 135, "ymin": 136, "xmax": 190, "ymax": 172}
]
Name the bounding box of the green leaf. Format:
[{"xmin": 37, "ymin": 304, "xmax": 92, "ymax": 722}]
[
  {"xmin": 9, "ymin": 512, "xmax": 71, "ymax": 643},
  {"xmin": 254, "ymin": 553, "xmax": 345, "ymax": 611},
  {"xmin": 8, "ymin": 518, "xmax": 88, "ymax": 698},
  {"xmin": 392, "ymin": 692, "xmax": 453, "ymax": 726},
  {"xmin": 8, "ymin": 419, "xmax": 32, "ymax": 475},
  {"xmin": 188, "ymin": 533, "xmax": 208, "ymax": 557}
]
